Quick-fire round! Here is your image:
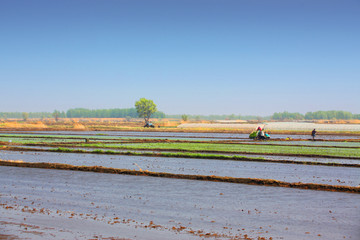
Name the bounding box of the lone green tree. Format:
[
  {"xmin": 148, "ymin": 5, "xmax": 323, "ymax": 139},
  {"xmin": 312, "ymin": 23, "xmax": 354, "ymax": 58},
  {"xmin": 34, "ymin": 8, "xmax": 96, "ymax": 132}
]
[{"xmin": 135, "ymin": 98, "xmax": 157, "ymax": 124}]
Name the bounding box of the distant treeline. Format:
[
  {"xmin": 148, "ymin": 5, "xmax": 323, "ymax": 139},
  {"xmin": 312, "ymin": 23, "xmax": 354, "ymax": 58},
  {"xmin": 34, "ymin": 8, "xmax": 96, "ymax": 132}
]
[
  {"xmin": 66, "ymin": 108, "xmax": 166, "ymax": 118},
  {"xmin": 1, "ymin": 109, "xmax": 359, "ymax": 120},
  {"xmin": 272, "ymin": 111, "xmax": 360, "ymax": 120},
  {"xmin": 0, "ymin": 108, "xmax": 165, "ymax": 119},
  {"xmin": 165, "ymin": 114, "xmax": 271, "ymax": 121},
  {"xmin": 0, "ymin": 112, "xmax": 57, "ymax": 119}
]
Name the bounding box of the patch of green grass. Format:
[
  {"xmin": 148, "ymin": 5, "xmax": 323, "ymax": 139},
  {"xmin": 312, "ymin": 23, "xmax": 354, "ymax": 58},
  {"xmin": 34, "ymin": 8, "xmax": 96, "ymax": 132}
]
[{"xmin": 53, "ymin": 147, "xmax": 75, "ymax": 152}]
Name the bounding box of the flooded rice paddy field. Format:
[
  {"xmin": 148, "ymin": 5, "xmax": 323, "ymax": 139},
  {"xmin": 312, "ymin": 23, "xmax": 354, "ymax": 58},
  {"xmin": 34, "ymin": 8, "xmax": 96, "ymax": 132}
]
[
  {"xmin": 1, "ymin": 150, "xmax": 359, "ymax": 186},
  {"xmin": 1, "ymin": 166, "xmax": 359, "ymax": 240},
  {"xmin": 2, "ymin": 130, "xmax": 360, "ymax": 141},
  {"xmin": 1, "ymin": 130, "xmax": 359, "ymax": 239},
  {"xmin": 256, "ymin": 141, "xmax": 360, "ymax": 147},
  {"xmin": 11, "ymin": 145, "xmax": 360, "ymax": 165}
]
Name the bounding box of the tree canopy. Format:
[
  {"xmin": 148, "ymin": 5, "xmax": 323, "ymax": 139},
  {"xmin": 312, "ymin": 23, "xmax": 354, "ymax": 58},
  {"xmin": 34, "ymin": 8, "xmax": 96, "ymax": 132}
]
[
  {"xmin": 135, "ymin": 98, "xmax": 158, "ymax": 123},
  {"xmin": 304, "ymin": 111, "xmax": 353, "ymax": 120},
  {"xmin": 65, "ymin": 108, "xmax": 165, "ymax": 119},
  {"xmin": 272, "ymin": 111, "xmax": 304, "ymax": 120},
  {"xmin": 271, "ymin": 110, "xmax": 359, "ymax": 120},
  {"xmin": 0, "ymin": 109, "xmax": 358, "ymax": 120}
]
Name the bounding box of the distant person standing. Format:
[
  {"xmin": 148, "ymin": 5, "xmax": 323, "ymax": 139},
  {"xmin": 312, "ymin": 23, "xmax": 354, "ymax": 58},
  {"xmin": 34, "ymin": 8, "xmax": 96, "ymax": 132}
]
[{"xmin": 311, "ymin": 129, "xmax": 317, "ymax": 140}]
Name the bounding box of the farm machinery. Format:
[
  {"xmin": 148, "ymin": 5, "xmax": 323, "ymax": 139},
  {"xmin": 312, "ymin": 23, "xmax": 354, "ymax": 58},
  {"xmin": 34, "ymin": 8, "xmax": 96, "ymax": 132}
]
[
  {"xmin": 249, "ymin": 130, "xmax": 270, "ymax": 140},
  {"xmin": 144, "ymin": 122, "xmax": 155, "ymax": 128}
]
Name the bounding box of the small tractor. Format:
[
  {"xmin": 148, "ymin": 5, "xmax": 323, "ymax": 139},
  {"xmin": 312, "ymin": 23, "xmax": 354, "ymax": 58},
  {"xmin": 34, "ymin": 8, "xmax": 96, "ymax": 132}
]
[{"xmin": 144, "ymin": 122, "xmax": 155, "ymax": 128}]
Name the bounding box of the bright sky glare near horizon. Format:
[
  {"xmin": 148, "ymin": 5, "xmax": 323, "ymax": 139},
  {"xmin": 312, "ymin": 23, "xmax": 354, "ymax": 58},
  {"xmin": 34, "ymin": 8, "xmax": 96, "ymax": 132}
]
[{"xmin": 1, "ymin": 0, "xmax": 359, "ymax": 116}]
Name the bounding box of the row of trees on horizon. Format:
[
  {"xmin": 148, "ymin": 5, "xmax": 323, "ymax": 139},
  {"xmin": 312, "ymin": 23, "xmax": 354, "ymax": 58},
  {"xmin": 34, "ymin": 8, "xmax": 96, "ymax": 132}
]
[
  {"xmin": 272, "ymin": 111, "xmax": 360, "ymax": 120},
  {"xmin": 0, "ymin": 109, "xmax": 359, "ymax": 121},
  {"xmin": 0, "ymin": 108, "xmax": 165, "ymax": 120}
]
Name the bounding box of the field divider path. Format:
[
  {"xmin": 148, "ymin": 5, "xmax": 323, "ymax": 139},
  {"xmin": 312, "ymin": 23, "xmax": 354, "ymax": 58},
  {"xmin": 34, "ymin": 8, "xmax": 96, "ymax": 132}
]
[
  {"xmin": 2, "ymin": 146, "xmax": 360, "ymax": 168},
  {"xmin": 0, "ymin": 159, "xmax": 359, "ymax": 194}
]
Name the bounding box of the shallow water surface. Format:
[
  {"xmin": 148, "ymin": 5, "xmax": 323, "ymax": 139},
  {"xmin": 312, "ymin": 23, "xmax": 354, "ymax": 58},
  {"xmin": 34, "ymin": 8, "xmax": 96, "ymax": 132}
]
[
  {"xmin": 1, "ymin": 150, "xmax": 359, "ymax": 186},
  {"xmin": 2, "ymin": 130, "xmax": 359, "ymax": 140},
  {"xmin": 0, "ymin": 166, "xmax": 359, "ymax": 240}
]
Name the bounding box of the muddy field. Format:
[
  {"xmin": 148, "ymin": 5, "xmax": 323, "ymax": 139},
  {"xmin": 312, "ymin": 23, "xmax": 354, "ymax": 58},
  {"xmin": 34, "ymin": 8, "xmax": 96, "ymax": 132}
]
[
  {"xmin": 0, "ymin": 130, "xmax": 359, "ymax": 239},
  {"xmin": 0, "ymin": 151, "xmax": 359, "ymax": 187},
  {"xmin": 1, "ymin": 167, "xmax": 359, "ymax": 240}
]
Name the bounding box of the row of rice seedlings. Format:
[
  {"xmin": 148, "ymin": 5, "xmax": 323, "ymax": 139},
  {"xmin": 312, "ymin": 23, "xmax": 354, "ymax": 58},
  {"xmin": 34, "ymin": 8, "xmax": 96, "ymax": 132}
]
[
  {"xmin": 3, "ymin": 146, "xmax": 358, "ymax": 168},
  {"xmin": 76, "ymin": 142, "xmax": 360, "ymax": 158}
]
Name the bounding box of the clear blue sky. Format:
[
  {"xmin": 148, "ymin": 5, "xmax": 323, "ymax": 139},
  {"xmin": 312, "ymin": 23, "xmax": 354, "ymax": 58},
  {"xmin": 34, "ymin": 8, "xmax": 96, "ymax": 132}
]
[{"xmin": 1, "ymin": 0, "xmax": 359, "ymax": 116}]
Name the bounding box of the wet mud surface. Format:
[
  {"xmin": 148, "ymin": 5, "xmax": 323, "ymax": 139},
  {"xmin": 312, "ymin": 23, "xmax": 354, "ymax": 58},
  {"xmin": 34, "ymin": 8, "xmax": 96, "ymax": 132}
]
[
  {"xmin": 2, "ymin": 160, "xmax": 359, "ymax": 194},
  {"xmin": 11, "ymin": 141, "xmax": 360, "ymax": 160},
  {"xmin": 1, "ymin": 151, "xmax": 359, "ymax": 187},
  {"xmin": 1, "ymin": 166, "xmax": 359, "ymax": 240},
  {"xmin": 13, "ymin": 145, "xmax": 360, "ymax": 165}
]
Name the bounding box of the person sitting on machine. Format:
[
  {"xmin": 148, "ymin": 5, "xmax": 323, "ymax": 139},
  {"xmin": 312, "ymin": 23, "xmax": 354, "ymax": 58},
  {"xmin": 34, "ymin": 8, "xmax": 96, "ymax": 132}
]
[{"xmin": 259, "ymin": 129, "xmax": 265, "ymax": 139}]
